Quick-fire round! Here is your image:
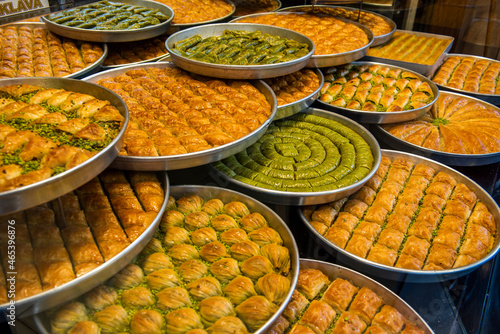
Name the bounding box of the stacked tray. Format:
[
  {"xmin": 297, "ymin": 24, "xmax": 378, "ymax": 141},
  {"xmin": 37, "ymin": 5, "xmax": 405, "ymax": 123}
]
[
  {"xmin": 0, "ymin": 169, "xmax": 169, "ymax": 316},
  {"xmin": 299, "ymin": 150, "xmax": 500, "ymax": 282},
  {"xmin": 429, "ymin": 53, "xmax": 500, "ymax": 106},
  {"xmin": 84, "ymin": 62, "xmax": 277, "ymax": 171},
  {"xmin": 0, "ymin": 77, "xmax": 128, "ymax": 215},
  {"xmin": 33, "ymin": 185, "xmax": 300, "ymax": 334},
  {"xmin": 160, "ymin": 0, "xmax": 235, "ymax": 30},
  {"xmin": 41, "ymin": 0, "xmax": 174, "ymax": 43}
]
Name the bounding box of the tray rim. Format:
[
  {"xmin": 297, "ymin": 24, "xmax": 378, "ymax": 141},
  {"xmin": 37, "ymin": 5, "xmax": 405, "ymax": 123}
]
[
  {"xmin": 40, "ymin": 0, "xmax": 174, "ymax": 43},
  {"xmin": 375, "ymin": 91, "xmax": 500, "ymax": 166},
  {"xmin": 299, "ymin": 258, "xmax": 434, "ymax": 333},
  {"xmin": 363, "ymin": 29, "xmax": 455, "ymax": 75},
  {"xmin": 277, "ymin": 4, "xmax": 397, "ymax": 47},
  {"xmin": 298, "ymin": 149, "xmax": 500, "ymax": 283},
  {"xmin": 0, "ymin": 171, "xmax": 170, "ymax": 317},
  {"xmin": 0, "ymin": 22, "xmax": 108, "ymax": 79},
  {"xmin": 31, "ymin": 184, "xmax": 300, "ymax": 334},
  {"xmin": 83, "ymin": 61, "xmax": 278, "ymax": 171},
  {"xmin": 428, "ymin": 53, "xmax": 500, "ymax": 106},
  {"xmin": 229, "ymin": 11, "xmax": 375, "ymax": 68},
  {"xmin": 208, "ymin": 107, "xmax": 382, "ymax": 206},
  {"xmin": 0, "ymin": 77, "xmax": 129, "ymax": 215},
  {"xmin": 315, "ymin": 60, "xmax": 440, "ymax": 124},
  {"xmin": 165, "ymin": 23, "xmax": 315, "ymax": 80}
]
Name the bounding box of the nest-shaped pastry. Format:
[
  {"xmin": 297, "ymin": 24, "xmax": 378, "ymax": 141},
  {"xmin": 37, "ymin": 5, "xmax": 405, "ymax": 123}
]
[
  {"xmin": 0, "ymin": 25, "xmax": 104, "ymax": 79},
  {"xmin": 432, "ymin": 55, "xmax": 500, "ymax": 95},
  {"xmin": 320, "ymin": 63, "xmax": 435, "ymax": 112},
  {"xmin": 382, "ymin": 93, "xmax": 500, "ymax": 154},
  {"xmin": 0, "ymin": 170, "xmax": 164, "ymax": 304},
  {"xmin": 234, "ymin": 13, "xmax": 369, "ymax": 55},
  {"xmin": 155, "ymin": 0, "xmax": 233, "ymax": 24},
  {"xmin": 213, "ymin": 113, "xmax": 374, "ymax": 192},
  {"xmin": 263, "ymin": 69, "xmax": 320, "ymax": 106},
  {"xmin": 267, "ymin": 267, "xmax": 427, "ymax": 334},
  {"xmin": 0, "ymin": 84, "xmax": 124, "ymax": 192},
  {"xmin": 50, "ymin": 192, "xmax": 292, "ymax": 334},
  {"xmin": 367, "ymin": 31, "xmax": 451, "ymax": 65},
  {"xmin": 302, "ymin": 154, "xmax": 497, "ymax": 270},
  {"xmin": 94, "ymin": 66, "xmax": 272, "ymax": 157}
]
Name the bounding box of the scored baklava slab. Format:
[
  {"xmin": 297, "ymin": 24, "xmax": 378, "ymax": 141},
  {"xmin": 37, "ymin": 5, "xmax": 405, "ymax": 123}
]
[
  {"xmin": 46, "ymin": 188, "xmax": 295, "ymax": 334},
  {"xmin": 103, "ymin": 34, "xmax": 169, "ymax": 67},
  {"xmin": 263, "ymin": 69, "xmax": 321, "ymax": 107},
  {"xmin": 302, "ymin": 152, "xmax": 498, "ymax": 271},
  {"xmin": 233, "ymin": 0, "xmax": 280, "ymax": 17},
  {"xmin": 0, "ymin": 169, "xmax": 166, "ymax": 305},
  {"xmin": 155, "ymin": 0, "xmax": 234, "ymax": 25},
  {"xmin": 0, "ymin": 24, "xmax": 105, "ymax": 79}
]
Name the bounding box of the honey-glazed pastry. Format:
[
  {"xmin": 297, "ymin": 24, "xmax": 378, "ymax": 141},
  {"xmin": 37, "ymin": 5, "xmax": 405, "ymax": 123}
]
[
  {"xmin": 156, "ymin": 286, "xmax": 192, "ymax": 311},
  {"xmin": 223, "ymin": 276, "xmax": 257, "ymax": 306},
  {"xmin": 296, "ymin": 268, "xmax": 330, "ymax": 300},
  {"xmin": 235, "ymin": 295, "xmax": 278, "ymax": 332},
  {"xmin": 104, "ymin": 35, "xmax": 168, "ymax": 66},
  {"xmin": 154, "ymin": 0, "xmax": 233, "ymax": 24},
  {"xmin": 263, "ymin": 69, "xmax": 321, "ymax": 106}
]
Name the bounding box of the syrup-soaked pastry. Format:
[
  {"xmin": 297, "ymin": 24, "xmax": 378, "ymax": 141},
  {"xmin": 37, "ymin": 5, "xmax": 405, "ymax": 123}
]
[
  {"xmin": 263, "ymin": 69, "xmax": 321, "ymax": 106},
  {"xmin": 303, "ymin": 153, "xmax": 497, "ymax": 270},
  {"xmin": 153, "ymin": 0, "xmax": 233, "ymax": 24},
  {"xmin": 296, "ymin": 268, "xmax": 330, "ymax": 300},
  {"xmin": 320, "ymin": 278, "xmax": 359, "ymax": 313},
  {"xmin": 299, "ymin": 300, "xmax": 336, "ymax": 334}
]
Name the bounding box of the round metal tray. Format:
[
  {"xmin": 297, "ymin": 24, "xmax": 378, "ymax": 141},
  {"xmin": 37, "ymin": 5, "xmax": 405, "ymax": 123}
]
[
  {"xmin": 208, "ymin": 107, "xmax": 382, "ymax": 206},
  {"xmin": 316, "ymin": 61, "xmax": 440, "ymax": 124},
  {"xmin": 41, "ymin": 0, "xmax": 174, "ymax": 43},
  {"xmin": 429, "ymin": 53, "xmax": 500, "ymax": 106},
  {"xmin": 232, "ymin": 0, "xmax": 281, "ymax": 17},
  {"xmin": 272, "ymin": 68, "xmax": 324, "ymax": 120},
  {"xmin": 299, "ymin": 149, "xmax": 500, "ymax": 283},
  {"xmin": 277, "ymin": 5, "xmax": 396, "ymax": 47},
  {"xmin": 168, "ymin": 0, "xmax": 235, "ymax": 31},
  {"xmin": 0, "ymin": 77, "xmax": 128, "ymax": 216},
  {"xmin": 33, "ymin": 184, "xmax": 300, "ymax": 334},
  {"xmin": 0, "ymin": 172, "xmax": 169, "ymax": 317},
  {"xmin": 374, "ymin": 91, "xmax": 500, "ymax": 166},
  {"xmin": 230, "ymin": 12, "xmax": 374, "ymax": 68},
  {"xmin": 299, "ymin": 259, "xmax": 434, "ymax": 333},
  {"xmin": 165, "ymin": 23, "xmax": 315, "ymax": 80},
  {"xmin": 1, "ymin": 22, "xmax": 108, "ymax": 79},
  {"xmin": 84, "ymin": 62, "xmax": 277, "ymax": 171}
]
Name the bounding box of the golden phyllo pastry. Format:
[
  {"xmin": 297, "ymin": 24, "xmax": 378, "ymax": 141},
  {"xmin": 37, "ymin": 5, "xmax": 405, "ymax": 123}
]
[
  {"xmin": 302, "ymin": 154, "xmax": 497, "ymax": 270},
  {"xmin": 50, "ymin": 192, "xmax": 293, "ymax": 334},
  {"xmin": 104, "ymin": 35, "xmax": 169, "ymax": 66},
  {"xmin": 432, "ymin": 55, "xmax": 500, "ymax": 95},
  {"xmin": 383, "ymin": 92, "xmax": 500, "ymax": 154},
  {"xmin": 94, "ymin": 66, "xmax": 272, "ymax": 157},
  {"xmin": 234, "ymin": 13, "xmax": 369, "ymax": 55},
  {"xmin": 154, "ymin": 0, "xmax": 233, "ymax": 24},
  {"xmin": 267, "ymin": 268, "xmax": 426, "ymax": 334},
  {"xmin": 320, "ymin": 64, "xmax": 435, "ymax": 112},
  {"xmin": 0, "ymin": 25, "xmax": 103, "ymax": 78},
  {"xmin": 367, "ymin": 31, "xmax": 451, "ymax": 65},
  {"xmin": 0, "ymin": 170, "xmax": 164, "ymax": 303},
  {"xmin": 0, "ymin": 84, "xmax": 124, "ymax": 192},
  {"xmin": 233, "ymin": 0, "xmax": 280, "ymax": 16},
  {"xmin": 263, "ymin": 69, "xmax": 320, "ymax": 106}
]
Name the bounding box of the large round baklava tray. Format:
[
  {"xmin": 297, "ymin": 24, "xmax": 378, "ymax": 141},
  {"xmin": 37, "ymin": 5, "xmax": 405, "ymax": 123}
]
[
  {"xmin": 34, "ymin": 185, "xmax": 299, "ymax": 334},
  {"xmin": 210, "ymin": 108, "xmax": 381, "ymax": 206},
  {"xmin": 231, "ymin": 12, "xmax": 374, "ymax": 68},
  {"xmin": 375, "ymin": 91, "xmax": 500, "ymax": 166},
  {"xmin": 264, "ymin": 68, "xmax": 323, "ymax": 120},
  {"xmin": 165, "ymin": 23, "xmax": 315, "ymax": 80},
  {"xmin": 266, "ymin": 259, "xmax": 433, "ymax": 334},
  {"xmin": 317, "ymin": 61, "xmax": 439, "ymax": 124},
  {"xmin": 278, "ymin": 5, "xmax": 396, "ymax": 47},
  {"xmin": 0, "ymin": 77, "xmax": 128, "ymax": 215},
  {"xmin": 232, "ymin": 0, "xmax": 281, "ymax": 17},
  {"xmin": 41, "ymin": 0, "xmax": 174, "ymax": 43},
  {"xmin": 430, "ymin": 54, "xmax": 500, "ymax": 106},
  {"xmin": 159, "ymin": 0, "xmax": 235, "ymax": 30},
  {"xmin": 0, "ymin": 23, "xmax": 107, "ymax": 79},
  {"xmin": 84, "ymin": 62, "xmax": 276, "ymax": 171},
  {"xmin": 300, "ymin": 149, "xmax": 500, "ymax": 283},
  {"xmin": 0, "ymin": 169, "xmax": 168, "ymax": 316}
]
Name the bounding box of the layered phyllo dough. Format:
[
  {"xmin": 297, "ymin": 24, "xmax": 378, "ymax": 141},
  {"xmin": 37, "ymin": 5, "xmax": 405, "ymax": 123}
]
[
  {"xmin": 320, "ymin": 63, "xmax": 435, "ymax": 112},
  {"xmin": 382, "ymin": 92, "xmax": 500, "ymax": 154},
  {"xmin": 49, "ymin": 191, "xmax": 293, "ymax": 334},
  {"xmin": 0, "ymin": 25, "xmax": 103, "ymax": 79},
  {"xmin": 263, "ymin": 69, "xmax": 321, "ymax": 106},
  {"xmin": 0, "ymin": 170, "xmax": 164, "ymax": 304},
  {"xmin": 367, "ymin": 31, "xmax": 451, "ymax": 65},
  {"xmin": 233, "ymin": 0, "xmax": 280, "ymax": 17},
  {"xmin": 267, "ymin": 267, "xmax": 426, "ymax": 334},
  {"xmin": 154, "ymin": 0, "xmax": 233, "ymax": 24},
  {"xmin": 234, "ymin": 13, "xmax": 370, "ymax": 55},
  {"xmin": 94, "ymin": 66, "xmax": 272, "ymax": 157},
  {"xmin": 213, "ymin": 113, "xmax": 374, "ymax": 192},
  {"xmin": 302, "ymin": 154, "xmax": 497, "ymax": 270},
  {"xmin": 104, "ymin": 34, "xmax": 169, "ymax": 66},
  {"xmin": 0, "ymin": 84, "xmax": 124, "ymax": 192},
  {"xmin": 432, "ymin": 55, "xmax": 500, "ymax": 95}
]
